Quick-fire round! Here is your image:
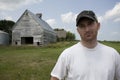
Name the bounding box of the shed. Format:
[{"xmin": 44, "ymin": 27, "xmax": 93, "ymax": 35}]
[
  {"xmin": 12, "ymin": 10, "xmax": 56, "ymax": 46},
  {"xmin": 0, "ymin": 30, "xmax": 9, "ymax": 45},
  {"xmin": 55, "ymin": 29, "xmax": 66, "ymax": 38}
]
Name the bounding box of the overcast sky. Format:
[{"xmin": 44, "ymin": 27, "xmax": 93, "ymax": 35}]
[{"xmin": 0, "ymin": 0, "xmax": 120, "ymax": 41}]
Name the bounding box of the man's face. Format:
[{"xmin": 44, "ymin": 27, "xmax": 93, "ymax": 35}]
[{"xmin": 77, "ymin": 18, "xmax": 100, "ymax": 42}]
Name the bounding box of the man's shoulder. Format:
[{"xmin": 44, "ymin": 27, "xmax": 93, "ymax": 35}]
[
  {"xmin": 99, "ymin": 43, "xmax": 119, "ymax": 55},
  {"xmin": 99, "ymin": 43, "xmax": 116, "ymax": 51}
]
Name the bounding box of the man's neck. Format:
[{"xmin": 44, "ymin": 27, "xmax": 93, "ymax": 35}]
[{"xmin": 81, "ymin": 40, "xmax": 98, "ymax": 49}]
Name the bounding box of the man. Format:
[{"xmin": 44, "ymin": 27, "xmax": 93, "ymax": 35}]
[{"xmin": 50, "ymin": 10, "xmax": 120, "ymax": 80}]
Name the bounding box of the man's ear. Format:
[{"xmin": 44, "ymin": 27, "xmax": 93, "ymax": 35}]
[
  {"xmin": 77, "ymin": 27, "xmax": 80, "ymax": 34},
  {"xmin": 97, "ymin": 22, "xmax": 100, "ymax": 30},
  {"xmin": 77, "ymin": 27, "xmax": 79, "ymax": 33}
]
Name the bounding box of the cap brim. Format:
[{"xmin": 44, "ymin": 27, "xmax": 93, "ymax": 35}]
[{"xmin": 76, "ymin": 15, "xmax": 95, "ymax": 26}]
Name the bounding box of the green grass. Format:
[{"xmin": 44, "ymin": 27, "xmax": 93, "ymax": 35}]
[
  {"xmin": 0, "ymin": 41, "xmax": 119, "ymax": 80},
  {"xmin": 100, "ymin": 41, "xmax": 120, "ymax": 53}
]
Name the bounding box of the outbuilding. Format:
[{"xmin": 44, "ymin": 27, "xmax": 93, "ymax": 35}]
[
  {"xmin": 12, "ymin": 10, "xmax": 56, "ymax": 46},
  {"xmin": 0, "ymin": 30, "xmax": 9, "ymax": 45}
]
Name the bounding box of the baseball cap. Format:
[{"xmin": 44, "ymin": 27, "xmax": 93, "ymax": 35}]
[{"xmin": 76, "ymin": 10, "xmax": 98, "ymax": 26}]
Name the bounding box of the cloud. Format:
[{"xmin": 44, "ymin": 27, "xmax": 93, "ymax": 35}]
[
  {"xmin": 111, "ymin": 31, "xmax": 119, "ymax": 35},
  {"xmin": 5, "ymin": 16, "xmax": 13, "ymax": 20},
  {"xmin": 104, "ymin": 2, "xmax": 120, "ymax": 19},
  {"xmin": 0, "ymin": 11, "xmax": 14, "ymax": 20},
  {"xmin": 113, "ymin": 18, "xmax": 120, "ymax": 22},
  {"xmin": 98, "ymin": 16, "xmax": 104, "ymax": 23},
  {"xmin": 46, "ymin": 19, "xmax": 57, "ymax": 27},
  {"xmin": 61, "ymin": 12, "xmax": 77, "ymax": 24},
  {"xmin": 0, "ymin": 0, "xmax": 43, "ymax": 11},
  {"xmin": 99, "ymin": 2, "xmax": 120, "ymax": 23}
]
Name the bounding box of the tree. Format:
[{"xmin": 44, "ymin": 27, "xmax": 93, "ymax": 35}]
[
  {"xmin": 66, "ymin": 31, "xmax": 75, "ymax": 41},
  {"xmin": 0, "ymin": 20, "xmax": 15, "ymax": 44}
]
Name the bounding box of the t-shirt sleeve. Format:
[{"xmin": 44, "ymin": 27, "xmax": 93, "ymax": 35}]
[
  {"xmin": 115, "ymin": 51, "xmax": 120, "ymax": 80},
  {"xmin": 51, "ymin": 50, "xmax": 68, "ymax": 80}
]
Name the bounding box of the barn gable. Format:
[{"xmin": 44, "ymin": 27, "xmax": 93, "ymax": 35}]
[{"xmin": 12, "ymin": 10, "xmax": 56, "ymax": 46}]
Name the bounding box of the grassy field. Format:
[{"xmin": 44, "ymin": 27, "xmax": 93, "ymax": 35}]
[{"xmin": 0, "ymin": 41, "xmax": 120, "ymax": 80}]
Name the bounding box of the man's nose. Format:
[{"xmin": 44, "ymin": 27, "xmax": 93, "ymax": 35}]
[{"xmin": 84, "ymin": 26, "xmax": 90, "ymax": 31}]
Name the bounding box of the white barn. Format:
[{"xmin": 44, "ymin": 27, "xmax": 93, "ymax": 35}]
[{"xmin": 12, "ymin": 10, "xmax": 56, "ymax": 46}]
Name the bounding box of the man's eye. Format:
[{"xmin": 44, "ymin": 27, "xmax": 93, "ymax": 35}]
[
  {"xmin": 88, "ymin": 21, "xmax": 94, "ymax": 25},
  {"xmin": 79, "ymin": 24, "xmax": 85, "ymax": 28}
]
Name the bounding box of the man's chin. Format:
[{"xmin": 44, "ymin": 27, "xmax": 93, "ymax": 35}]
[{"xmin": 83, "ymin": 37, "xmax": 95, "ymax": 42}]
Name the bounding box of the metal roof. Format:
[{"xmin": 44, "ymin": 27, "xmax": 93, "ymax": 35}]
[
  {"xmin": 26, "ymin": 10, "xmax": 55, "ymax": 33},
  {"xmin": 0, "ymin": 30, "xmax": 8, "ymax": 34}
]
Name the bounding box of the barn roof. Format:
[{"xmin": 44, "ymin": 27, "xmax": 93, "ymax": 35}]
[
  {"xmin": 12, "ymin": 9, "xmax": 55, "ymax": 34},
  {"xmin": 0, "ymin": 30, "xmax": 8, "ymax": 34},
  {"xmin": 24, "ymin": 10, "xmax": 54, "ymax": 32}
]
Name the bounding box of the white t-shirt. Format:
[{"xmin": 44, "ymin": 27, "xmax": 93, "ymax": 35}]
[{"xmin": 51, "ymin": 42, "xmax": 120, "ymax": 80}]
